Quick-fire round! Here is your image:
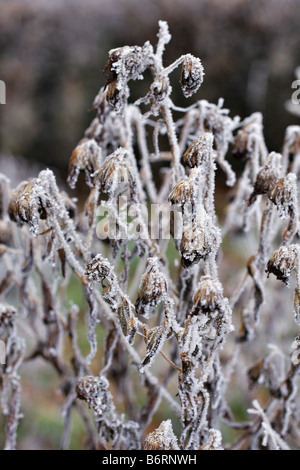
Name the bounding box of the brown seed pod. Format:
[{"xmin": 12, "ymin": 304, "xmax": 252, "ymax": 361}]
[
  {"xmin": 117, "ymin": 295, "xmax": 137, "ymax": 344},
  {"xmin": 8, "ymin": 179, "xmax": 48, "ymax": 233},
  {"xmin": 180, "ymin": 214, "xmax": 221, "ymax": 268},
  {"xmin": 142, "ymin": 420, "xmax": 178, "ymax": 450},
  {"xmin": 180, "ymin": 54, "xmax": 204, "ymax": 98},
  {"xmin": 192, "ymin": 275, "xmax": 224, "ymax": 315},
  {"xmin": 250, "ymin": 165, "xmax": 280, "ymax": 202},
  {"xmin": 97, "ymin": 148, "xmax": 134, "ymax": 196},
  {"xmin": 135, "ymin": 257, "xmax": 168, "ymax": 317},
  {"xmin": 67, "ymin": 139, "xmax": 102, "ymax": 189},
  {"xmin": 104, "ymin": 43, "xmax": 154, "ymax": 114},
  {"xmin": 183, "ymin": 133, "xmax": 213, "ymax": 168},
  {"xmin": 266, "ymin": 245, "xmax": 299, "ymax": 286},
  {"xmin": 85, "ymin": 254, "xmax": 113, "ymax": 283},
  {"xmin": 168, "ymin": 168, "xmax": 199, "ymax": 207},
  {"xmin": 268, "ymin": 173, "xmax": 297, "ymax": 219}
]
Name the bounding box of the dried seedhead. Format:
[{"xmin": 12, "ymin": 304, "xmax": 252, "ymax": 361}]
[
  {"xmin": 135, "ymin": 257, "xmax": 168, "ymax": 317},
  {"xmin": 85, "ymin": 254, "xmax": 114, "ymax": 284},
  {"xmin": 180, "ymin": 54, "xmax": 204, "ymax": 99},
  {"xmin": 104, "ymin": 43, "xmax": 154, "ymax": 115},
  {"xmin": 192, "ymin": 276, "xmax": 224, "ymax": 315},
  {"xmin": 142, "ymin": 420, "xmax": 179, "ymax": 450},
  {"xmin": 266, "ymin": 245, "xmax": 299, "ymax": 286},
  {"xmin": 183, "ymin": 133, "xmax": 214, "ymax": 169},
  {"xmin": 67, "ymin": 139, "xmax": 102, "ymax": 189},
  {"xmin": 97, "ymin": 148, "xmax": 135, "ymax": 197},
  {"xmin": 180, "ymin": 213, "xmax": 221, "ymax": 268}
]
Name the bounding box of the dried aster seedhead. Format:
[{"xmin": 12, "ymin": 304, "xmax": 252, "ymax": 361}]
[
  {"xmin": 249, "ymin": 159, "xmax": 281, "ymax": 203},
  {"xmin": 180, "ymin": 54, "xmax": 204, "ymax": 99},
  {"xmin": 104, "ymin": 42, "xmax": 154, "ymax": 115},
  {"xmin": 268, "ymin": 173, "xmax": 297, "ymax": 219},
  {"xmin": 97, "ymin": 148, "xmax": 134, "ymax": 197},
  {"xmin": 183, "ymin": 133, "xmax": 214, "ymax": 169},
  {"xmin": 180, "ymin": 212, "xmax": 221, "ymax": 268},
  {"xmin": 8, "ymin": 179, "xmax": 48, "ymax": 235},
  {"xmin": 67, "ymin": 139, "xmax": 102, "ymax": 189},
  {"xmin": 168, "ymin": 168, "xmax": 200, "ymax": 207},
  {"xmin": 192, "ymin": 276, "xmax": 224, "ymax": 315},
  {"xmin": 135, "ymin": 257, "xmax": 168, "ymax": 317},
  {"xmin": 85, "ymin": 254, "xmax": 114, "ymax": 284},
  {"xmin": 142, "ymin": 420, "xmax": 179, "ymax": 450},
  {"xmin": 266, "ymin": 245, "xmax": 299, "ymax": 286}
]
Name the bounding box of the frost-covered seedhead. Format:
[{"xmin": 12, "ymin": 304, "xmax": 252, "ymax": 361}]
[
  {"xmin": 85, "ymin": 254, "xmax": 114, "ymax": 284},
  {"xmin": 266, "ymin": 245, "xmax": 299, "ymax": 286},
  {"xmin": 180, "ymin": 212, "xmax": 221, "ymax": 268},
  {"xmin": 97, "ymin": 148, "xmax": 135, "ymax": 197},
  {"xmin": 268, "ymin": 173, "xmax": 298, "ymax": 220},
  {"xmin": 192, "ymin": 276, "xmax": 224, "ymax": 315},
  {"xmin": 183, "ymin": 133, "xmax": 214, "ymax": 169},
  {"xmin": 104, "ymin": 42, "xmax": 154, "ymax": 115},
  {"xmin": 168, "ymin": 168, "xmax": 200, "ymax": 208},
  {"xmin": 8, "ymin": 179, "xmax": 48, "ymax": 235},
  {"xmin": 135, "ymin": 257, "xmax": 168, "ymax": 317},
  {"xmin": 142, "ymin": 420, "xmax": 179, "ymax": 450},
  {"xmin": 201, "ymin": 429, "xmax": 223, "ymax": 451},
  {"xmin": 180, "ymin": 54, "xmax": 204, "ymax": 99},
  {"xmin": 67, "ymin": 139, "xmax": 102, "ymax": 189}
]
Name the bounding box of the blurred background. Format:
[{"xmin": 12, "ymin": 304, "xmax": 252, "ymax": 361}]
[
  {"xmin": 1, "ymin": 0, "xmax": 300, "ymax": 450},
  {"xmin": 0, "ymin": 0, "xmax": 300, "ymax": 181}
]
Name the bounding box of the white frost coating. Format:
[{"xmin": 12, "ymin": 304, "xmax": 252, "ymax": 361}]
[{"xmin": 248, "ymin": 400, "xmax": 290, "ymax": 450}]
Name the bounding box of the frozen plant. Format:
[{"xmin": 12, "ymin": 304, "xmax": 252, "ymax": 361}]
[{"xmin": 1, "ymin": 21, "xmax": 300, "ymax": 451}]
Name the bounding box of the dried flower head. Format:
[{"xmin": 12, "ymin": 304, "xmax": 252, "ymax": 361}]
[
  {"xmin": 266, "ymin": 245, "xmax": 299, "ymax": 286},
  {"xmin": 168, "ymin": 168, "xmax": 200, "ymax": 207},
  {"xmin": 135, "ymin": 257, "xmax": 168, "ymax": 317},
  {"xmin": 142, "ymin": 420, "xmax": 179, "ymax": 450},
  {"xmin": 105, "ymin": 42, "xmax": 154, "ymax": 115},
  {"xmin": 97, "ymin": 148, "xmax": 134, "ymax": 196},
  {"xmin": 268, "ymin": 173, "xmax": 297, "ymax": 219},
  {"xmin": 180, "ymin": 54, "xmax": 204, "ymax": 98},
  {"xmin": 85, "ymin": 254, "xmax": 114, "ymax": 284},
  {"xmin": 8, "ymin": 179, "xmax": 48, "ymax": 234},
  {"xmin": 67, "ymin": 139, "xmax": 102, "ymax": 189},
  {"xmin": 192, "ymin": 276, "xmax": 224, "ymax": 315},
  {"xmin": 183, "ymin": 133, "xmax": 214, "ymax": 169},
  {"xmin": 180, "ymin": 213, "xmax": 221, "ymax": 268}
]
